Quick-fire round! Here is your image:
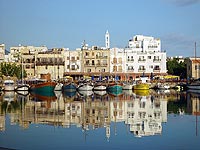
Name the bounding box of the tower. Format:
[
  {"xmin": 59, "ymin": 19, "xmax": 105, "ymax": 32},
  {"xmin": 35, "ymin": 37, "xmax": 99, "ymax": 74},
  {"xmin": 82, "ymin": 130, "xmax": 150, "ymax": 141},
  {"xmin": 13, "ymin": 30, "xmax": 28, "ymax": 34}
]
[{"xmin": 105, "ymin": 30, "xmax": 110, "ymax": 49}]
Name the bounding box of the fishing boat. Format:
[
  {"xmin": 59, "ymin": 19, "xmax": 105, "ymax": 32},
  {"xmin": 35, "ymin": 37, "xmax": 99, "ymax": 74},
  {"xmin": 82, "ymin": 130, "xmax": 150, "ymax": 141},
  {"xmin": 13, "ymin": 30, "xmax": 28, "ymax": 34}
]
[
  {"xmin": 29, "ymin": 79, "xmax": 57, "ymax": 93},
  {"xmin": 54, "ymin": 82, "xmax": 63, "ymax": 91},
  {"xmin": 15, "ymin": 58, "xmax": 30, "ymax": 91},
  {"xmin": 62, "ymin": 82, "xmax": 77, "ymax": 92},
  {"xmin": 15, "ymin": 82, "xmax": 30, "ymax": 91},
  {"xmin": 94, "ymin": 81, "xmax": 107, "ymax": 91},
  {"xmin": 77, "ymin": 79, "xmax": 93, "ymax": 91},
  {"xmin": 3, "ymin": 80, "xmax": 15, "ymax": 91},
  {"xmin": 156, "ymin": 82, "xmax": 170, "ymax": 90},
  {"xmin": 133, "ymin": 77, "xmax": 150, "ymax": 90},
  {"xmin": 107, "ymin": 81, "xmax": 123, "ymax": 93},
  {"xmin": 94, "ymin": 90, "xmax": 107, "ymax": 96}
]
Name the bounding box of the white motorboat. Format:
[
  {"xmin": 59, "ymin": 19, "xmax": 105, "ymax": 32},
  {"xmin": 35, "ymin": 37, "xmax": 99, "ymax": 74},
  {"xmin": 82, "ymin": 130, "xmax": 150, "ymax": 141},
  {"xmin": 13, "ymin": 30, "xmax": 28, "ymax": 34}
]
[{"xmin": 3, "ymin": 80, "xmax": 15, "ymax": 91}]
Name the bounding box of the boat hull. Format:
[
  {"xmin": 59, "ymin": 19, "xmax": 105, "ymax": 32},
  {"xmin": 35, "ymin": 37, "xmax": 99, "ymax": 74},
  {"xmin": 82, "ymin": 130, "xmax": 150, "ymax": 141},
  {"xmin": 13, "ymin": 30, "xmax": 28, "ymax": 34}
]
[
  {"xmin": 62, "ymin": 83, "xmax": 77, "ymax": 92},
  {"xmin": 94, "ymin": 85, "xmax": 107, "ymax": 91},
  {"xmin": 133, "ymin": 83, "xmax": 150, "ymax": 90},
  {"xmin": 107, "ymin": 84, "xmax": 123, "ymax": 92},
  {"xmin": 54, "ymin": 83, "xmax": 63, "ymax": 91},
  {"xmin": 122, "ymin": 84, "xmax": 133, "ymax": 90},
  {"xmin": 78, "ymin": 84, "xmax": 93, "ymax": 91},
  {"xmin": 3, "ymin": 80, "xmax": 15, "ymax": 91},
  {"xmin": 30, "ymin": 81, "xmax": 57, "ymax": 93},
  {"xmin": 15, "ymin": 84, "xmax": 30, "ymax": 91}
]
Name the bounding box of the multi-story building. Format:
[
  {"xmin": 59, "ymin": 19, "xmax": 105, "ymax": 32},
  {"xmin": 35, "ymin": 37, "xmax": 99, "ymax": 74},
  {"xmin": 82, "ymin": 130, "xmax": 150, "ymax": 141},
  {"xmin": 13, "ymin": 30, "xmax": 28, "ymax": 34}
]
[
  {"xmin": 124, "ymin": 35, "xmax": 167, "ymax": 79},
  {"xmin": 81, "ymin": 43, "xmax": 110, "ymax": 77},
  {"xmin": 35, "ymin": 48, "xmax": 65, "ymax": 80},
  {"xmin": 186, "ymin": 57, "xmax": 200, "ymax": 79},
  {"xmin": 64, "ymin": 49, "xmax": 82, "ymax": 80},
  {"xmin": 0, "ymin": 44, "xmax": 5, "ymax": 62},
  {"xmin": 109, "ymin": 48, "xmax": 126, "ymax": 80}
]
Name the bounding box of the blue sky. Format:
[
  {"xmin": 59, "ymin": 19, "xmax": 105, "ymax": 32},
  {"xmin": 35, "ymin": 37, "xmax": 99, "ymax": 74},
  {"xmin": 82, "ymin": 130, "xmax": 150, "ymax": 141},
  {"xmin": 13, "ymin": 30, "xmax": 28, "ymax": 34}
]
[{"xmin": 0, "ymin": 0, "xmax": 200, "ymax": 57}]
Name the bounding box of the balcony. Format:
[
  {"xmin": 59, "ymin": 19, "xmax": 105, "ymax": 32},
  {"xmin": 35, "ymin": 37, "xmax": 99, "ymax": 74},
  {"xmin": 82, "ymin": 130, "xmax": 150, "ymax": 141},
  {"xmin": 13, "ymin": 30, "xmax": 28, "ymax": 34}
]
[
  {"xmin": 84, "ymin": 56, "xmax": 95, "ymax": 59},
  {"xmin": 96, "ymin": 63, "xmax": 108, "ymax": 67},
  {"xmin": 138, "ymin": 59, "xmax": 146, "ymax": 63},
  {"xmin": 138, "ymin": 68, "xmax": 146, "ymax": 72},
  {"xmin": 153, "ymin": 68, "xmax": 161, "ymax": 72},
  {"xmin": 96, "ymin": 56, "xmax": 108, "ymax": 59},
  {"xmin": 153, "ymin": 59, "xmax": 161, "ymax": 62},
  {"xmin": 36, "ymin": 61, "xmax": 64, "ymax": 66},
  {"xmin": 127, "ymin": 59, "xmax": 134, "ymax": 62}
]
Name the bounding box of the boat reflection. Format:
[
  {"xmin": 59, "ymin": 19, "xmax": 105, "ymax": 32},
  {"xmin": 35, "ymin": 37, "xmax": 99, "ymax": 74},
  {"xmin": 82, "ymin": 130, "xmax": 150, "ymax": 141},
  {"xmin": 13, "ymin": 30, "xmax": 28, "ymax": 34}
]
[{"xmin": 0, "ymin": 89, "xmax": 199, "ymax": 138}]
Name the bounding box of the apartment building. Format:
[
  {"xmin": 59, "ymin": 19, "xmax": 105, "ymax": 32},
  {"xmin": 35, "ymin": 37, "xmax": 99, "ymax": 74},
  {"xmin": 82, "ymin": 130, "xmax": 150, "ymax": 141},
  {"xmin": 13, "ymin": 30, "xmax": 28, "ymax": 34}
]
[
  {"xmin": 0, "ymin": 44, "xmax": 5, "ymax": 62},
  {"xmin": 124, "ymin": 35, "xmax": 167, "ymax": 79},
  {"xmin": 81, "ymin": 43, "xmax": 110, "ymax": 77},
  {"xmin": 186, "ymin": 57, "xmax": 200, "ymax": 79}
]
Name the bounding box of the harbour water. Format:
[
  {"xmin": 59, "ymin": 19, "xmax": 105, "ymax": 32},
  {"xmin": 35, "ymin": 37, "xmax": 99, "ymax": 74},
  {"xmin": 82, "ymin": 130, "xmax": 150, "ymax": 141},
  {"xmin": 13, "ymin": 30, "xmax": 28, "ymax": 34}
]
[{"xmin": 0, "ymin": 89, "xmax": 200, "ymax": 150}]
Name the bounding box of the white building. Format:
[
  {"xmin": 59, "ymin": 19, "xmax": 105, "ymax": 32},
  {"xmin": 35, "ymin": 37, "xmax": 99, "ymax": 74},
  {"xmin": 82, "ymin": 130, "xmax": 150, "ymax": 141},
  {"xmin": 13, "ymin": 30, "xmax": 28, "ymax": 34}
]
[
  {"xmin": 64, "ymin": 49, "xmax": 82, "ymax": 75},
  {"xmin": 9, "ymin": 45, "xmax": 48, "ymax": 62},
  {"xmin": 110, "ymin": 47, "xmax": 126, "ymax": 75},
  {"xmin": 0, "ymin": 44, "xmax": 5, "ymax": 62},
  {"xmin": 125, "ymin": 35, "xmax": 167, "ymax": 77}
]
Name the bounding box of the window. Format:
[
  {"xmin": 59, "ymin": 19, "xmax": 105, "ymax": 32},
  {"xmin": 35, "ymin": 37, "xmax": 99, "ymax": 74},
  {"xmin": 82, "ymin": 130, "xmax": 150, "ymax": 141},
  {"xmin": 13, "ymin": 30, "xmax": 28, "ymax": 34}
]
[
  {"xmin": 148, "ymin": 56, "xmax": 151, "ymax": 59},
  {"xmin": 113, "ymin": 66, "xmax": 117, "ymax": 72},
  {"xmin": 113, "ymin": 58, "xmax": 117, "ymax": 63},
  {"xmin": 118, "ymin": 58, "xmax": 122, "ymax": 64}
]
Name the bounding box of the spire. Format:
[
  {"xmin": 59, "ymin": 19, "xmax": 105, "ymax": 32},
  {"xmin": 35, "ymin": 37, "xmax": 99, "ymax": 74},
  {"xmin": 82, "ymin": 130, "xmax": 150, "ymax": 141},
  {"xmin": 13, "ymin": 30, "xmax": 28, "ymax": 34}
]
[{"xmin": 105, "ymin": 30, "xmax": 110, "ymax": 49}]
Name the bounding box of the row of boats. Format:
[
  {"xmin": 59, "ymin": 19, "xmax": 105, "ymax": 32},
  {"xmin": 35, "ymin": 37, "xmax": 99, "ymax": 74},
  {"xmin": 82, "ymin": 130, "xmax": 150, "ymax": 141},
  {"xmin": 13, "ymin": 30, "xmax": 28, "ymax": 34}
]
[
  {"xmin": 2, "ymin": 77, "xmax": 152, "ymax": 94},
  {"xmin": 3, "ymin": 76, "xmax": 199, "ymax": 95}
]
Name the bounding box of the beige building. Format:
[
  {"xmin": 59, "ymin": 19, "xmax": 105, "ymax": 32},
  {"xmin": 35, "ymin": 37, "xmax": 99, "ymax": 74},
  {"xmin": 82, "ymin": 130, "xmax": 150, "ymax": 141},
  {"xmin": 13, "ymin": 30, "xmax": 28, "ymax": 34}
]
[
  {"xmin": 35, "ymin": 48, "xmax": 65, "ymax": 80},
  {"xmin": 81, "ymin": 45, "xmax": 110, "ymax": 77},
  {"xmin": 64, "ymin": 49, "xmax": 82, "ymax": 80},
  {"xmin": 10, "ymin": 45, "xmax": 48, "ymax": 78},
  {"xmin": 0, "ymin": 44, "xmax": 5, "ymax": 62},
  {"xmin": 187, "ymin": 57, "xmax": 200, "ymax": 79}
]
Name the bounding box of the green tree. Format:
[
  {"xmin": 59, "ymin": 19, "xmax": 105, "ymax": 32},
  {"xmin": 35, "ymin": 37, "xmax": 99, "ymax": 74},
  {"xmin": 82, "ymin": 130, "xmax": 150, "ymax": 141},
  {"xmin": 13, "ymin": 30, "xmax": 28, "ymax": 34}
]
[
  {"xmin": 167, "ymin": 58, "xmax": 187, "ymax": 79},
  {"xmin": 0, "ymin": 62, "xmax": 27, "ymax": 79}
]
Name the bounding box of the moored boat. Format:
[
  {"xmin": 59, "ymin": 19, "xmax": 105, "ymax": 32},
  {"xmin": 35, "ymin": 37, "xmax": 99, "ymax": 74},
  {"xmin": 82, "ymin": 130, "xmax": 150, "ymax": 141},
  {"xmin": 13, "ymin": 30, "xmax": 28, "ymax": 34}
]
[
  {"xmin": 54, "ymin": 82, "xmax": 63, "ymax": 91},
  {"xmin": 133, "ymin": 77, "xmax": 150, "ymax": 90},
  {"xmin": 62, "ymin": 82, "xmax": 77, "ymax": 92},
  {"xmin": 29, "ymin": 79, "xmax": 57, "ymax": 93},
  {"xmin": 94, "ymin": 81, "xmax": 107, "ymax": 91},
  {"xmin": 78, "ymin": 83, "xmax": 93, "ymax": 91},
  {"xmin": 3, "ymin": 80, "xmax": 15, "ymax": 91},
  {"xmin": 15, "ymin": 84, "xmax": 30, "ymax": 91},
  {"xmin": 107, "ymin": 81, "xmax": 123, "ymax": 92}
]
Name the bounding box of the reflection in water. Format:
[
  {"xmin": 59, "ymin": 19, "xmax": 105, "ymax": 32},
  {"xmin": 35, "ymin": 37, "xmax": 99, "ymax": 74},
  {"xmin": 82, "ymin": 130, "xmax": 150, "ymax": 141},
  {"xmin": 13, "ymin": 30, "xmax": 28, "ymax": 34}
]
[{"xmin": 0, "ymin": 89, "xmax": 199, "ymax": 139}]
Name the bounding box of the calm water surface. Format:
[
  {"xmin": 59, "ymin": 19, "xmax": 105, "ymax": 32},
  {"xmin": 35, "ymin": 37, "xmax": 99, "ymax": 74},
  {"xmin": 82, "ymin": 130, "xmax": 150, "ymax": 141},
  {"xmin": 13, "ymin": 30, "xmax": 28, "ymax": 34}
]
[{"xmin": 0, "ymin": 89, "xmax": 200, "ymax": 150}]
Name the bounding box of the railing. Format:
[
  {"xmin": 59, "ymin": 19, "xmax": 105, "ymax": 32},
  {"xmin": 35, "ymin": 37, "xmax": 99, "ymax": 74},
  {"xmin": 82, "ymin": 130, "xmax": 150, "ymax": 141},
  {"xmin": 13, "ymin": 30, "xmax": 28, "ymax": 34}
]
[
  {"xmin": 138, "ymin": 69, "xmax": 146, "ymax": 72},
  {"xmin": 138, "ymin": 59, "xmax": 146, "ymax": 62},
  {"xmin": 153, "ymin": 59, "xmax": 161, "ymax": 62},
  {"xmin": 153, "ymin": 68, "xmax": 160, "ymax": 72},
  {"xmin": 36, "ymin": 61, "xmax": 64, "ymax": 66}
]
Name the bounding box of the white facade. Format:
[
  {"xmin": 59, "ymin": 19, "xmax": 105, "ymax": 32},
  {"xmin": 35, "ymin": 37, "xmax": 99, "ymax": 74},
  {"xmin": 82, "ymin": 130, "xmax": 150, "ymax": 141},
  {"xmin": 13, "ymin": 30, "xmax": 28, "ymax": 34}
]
[
  {"xmin": 0, "ymin": 44, "xmax": 5, "ymax": 62},
  {"xmin": 9, "ymin": 45, "xmax": 48, "ymax": 62},
  {"xmin": 110, "ymin": 48, "xmax": 126, "ymax": 74},
  {"xmin": 64, "ymin": 50, "xmax": 82, "ymax": 73},
  {"xmin": 125, "ymin": 35, "xmax": 167, "ymax": 75}
]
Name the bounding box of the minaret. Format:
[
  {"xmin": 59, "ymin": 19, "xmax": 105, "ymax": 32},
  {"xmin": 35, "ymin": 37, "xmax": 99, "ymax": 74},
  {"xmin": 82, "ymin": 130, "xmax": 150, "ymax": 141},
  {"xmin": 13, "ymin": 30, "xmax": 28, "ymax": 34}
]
[{"xmin": 105, "ymin": 30, "xmax": 110, "ymax": 49}]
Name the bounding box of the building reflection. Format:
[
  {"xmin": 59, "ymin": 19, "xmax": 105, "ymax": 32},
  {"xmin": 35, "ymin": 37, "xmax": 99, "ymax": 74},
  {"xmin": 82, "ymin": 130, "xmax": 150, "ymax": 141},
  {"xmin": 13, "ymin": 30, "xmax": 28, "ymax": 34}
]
[{"xmin": 0, "ymin": 89, "xmax": 198, "ymax": 139}]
